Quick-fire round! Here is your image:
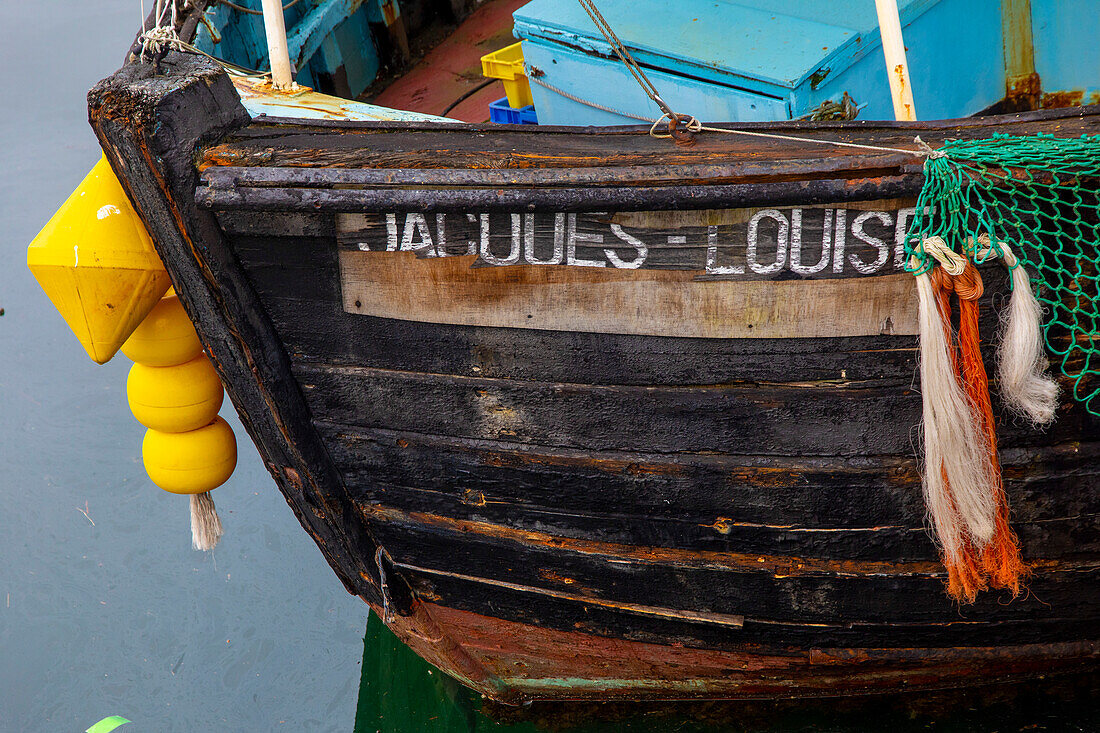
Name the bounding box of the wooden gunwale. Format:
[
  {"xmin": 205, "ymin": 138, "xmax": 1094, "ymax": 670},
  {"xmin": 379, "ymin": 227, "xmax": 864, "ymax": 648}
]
[{"xmin": 196, "ymin": 105, "xmax": 1100, "ymax": 211}]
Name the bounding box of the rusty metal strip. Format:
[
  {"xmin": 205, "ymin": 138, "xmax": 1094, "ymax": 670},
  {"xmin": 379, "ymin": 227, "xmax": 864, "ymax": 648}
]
[
  {"xmin": 196, "ymin": 176, "xmax": 923, "ymax": 213},
  {"xmin": 200, "ymin": 160, "xmax": 915, "ymax": 187}
]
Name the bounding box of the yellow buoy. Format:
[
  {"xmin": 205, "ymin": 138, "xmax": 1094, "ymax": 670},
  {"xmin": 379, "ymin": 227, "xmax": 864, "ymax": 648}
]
[
  {"xmin": 143, "ymin": 417, "xmax": 238, "ymax": 495},
  {"xmin": 27, "ymin": 155, "xmax": 170, "ymax": 364},
  {"xmin": 123, "ymin": 289, "xmax": 235, "ymax": 551},
  {"xmin": 121, "ymin": 293, "xmax": 203, "ymax": 366},
  {"xmin": 127, "ymin": 355, "xmax": 225, "ymax": 433}
]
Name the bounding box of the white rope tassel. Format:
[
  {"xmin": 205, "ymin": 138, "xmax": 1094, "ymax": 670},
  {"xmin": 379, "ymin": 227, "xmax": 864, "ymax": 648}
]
[
  {"xmin": 994, "ymin": 242, "xmax": 1059, "ymax": 426},
  {"xmin": 190, "ymin": 492, "xmax": 224, "ymax": 551},
  {"xmin": 914, "ymin": 267, "xmax": 998, "ymax": 550}
]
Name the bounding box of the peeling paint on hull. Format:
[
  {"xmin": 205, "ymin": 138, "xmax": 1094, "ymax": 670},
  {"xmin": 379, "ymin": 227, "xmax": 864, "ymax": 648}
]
[{"xmin": 384, "ymin": 602, "xmax": 1100, "ymax": 703}]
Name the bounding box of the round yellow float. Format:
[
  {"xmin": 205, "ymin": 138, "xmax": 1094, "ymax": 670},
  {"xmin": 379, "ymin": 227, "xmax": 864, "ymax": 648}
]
[
  {"xmin": 121, "ymin": 293, "xmax": 203, "ymax": 366},
  {"xmin": 127, "ymin": 354, "xmax": 225, "ymax": 433},
  {"xmin": 143, "ymin": 417, "xmax": 238, "ymax": 495}
]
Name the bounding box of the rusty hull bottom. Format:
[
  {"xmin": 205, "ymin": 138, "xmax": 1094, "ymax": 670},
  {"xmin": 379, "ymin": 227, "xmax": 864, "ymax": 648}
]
[{"xmin": 373, "ymin": 601, "xmax": 1100, "ymax": 704}]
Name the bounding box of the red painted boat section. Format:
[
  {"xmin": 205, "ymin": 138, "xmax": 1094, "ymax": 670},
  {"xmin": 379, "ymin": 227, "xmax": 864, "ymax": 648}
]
[
  {"xmin": 371, "ymin": 0, "xmax": 531, "ymax": 123},
  {"xmin": 378, "ymin": 601, "xmax": 1100, "ymax": 703}
]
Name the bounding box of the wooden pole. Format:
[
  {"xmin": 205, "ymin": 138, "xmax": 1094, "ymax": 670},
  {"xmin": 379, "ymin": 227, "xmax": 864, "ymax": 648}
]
[
  {"xmin": 260, "ymin": 0, "xmax": 294, "ymax": 90},
  {"xmin": 874, "ymin": 0, "xmax": 916, "ymax": 121}
]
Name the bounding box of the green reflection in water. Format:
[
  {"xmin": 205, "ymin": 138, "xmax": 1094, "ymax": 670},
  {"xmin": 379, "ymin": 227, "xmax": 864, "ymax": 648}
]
[
  {"xmin": 355, "ymin": 611, "xmax": 542, "ymax": 733},
  {"xmin": 354, "ymin": 612, "xmax": 1097, "ymax": 733}
]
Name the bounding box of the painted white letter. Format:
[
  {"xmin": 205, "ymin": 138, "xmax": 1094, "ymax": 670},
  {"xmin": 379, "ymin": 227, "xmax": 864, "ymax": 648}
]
[
  {"xmin": 566, "ymin": 213, "xmax": 607, "ymax": 267},
  {"xmin": 385, "ymin": 213, "xmax": 398, "ymax": 251},
  {"xmin": 605, "ymin": 224, "xmax": 648, "ymax": 269},
  {"xmin": 746, "ymin": 209, "xmax": 788, "ymax": 275},
  {"xmin": 831, "ymin": 209, "xmax": 846, "ymax": 273},
  {"xmin": 478, "ymin": 213, "xmax": 521, "ymax": 266},
  {"xmin": 401, "ymin": 213, "xmax": 436, "ymax": 256},
  {"xmin": 524, "ymin": 213, "xmax": 564, "ymax": 265},
  {"xmin": 706, "ymin": 225, "xmax": 744, "ymax": 275},
  {"xmin": 850, "ymin": 210, "xmax": 893, "ymax": 274},
  {"xmin": 433, "ymin": 214, "xmax": 448, "ymax": 256},
  {"xmin": 788, "ymin": 208, "xmax": 831, "ymax": 275},
  {"xmin": 894, "ymin": 207, "xmax": 917, "ymax": 268}
]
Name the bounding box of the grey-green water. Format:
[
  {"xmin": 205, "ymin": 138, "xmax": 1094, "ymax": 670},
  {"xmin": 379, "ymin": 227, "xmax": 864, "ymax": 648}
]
[
  {"xmin": 1, "ymin": 3, "xmax": 365, "ymax": 730},
  {"xmin": 2, "ymin": 3, "xmax": 1096, "ymax": 732}
]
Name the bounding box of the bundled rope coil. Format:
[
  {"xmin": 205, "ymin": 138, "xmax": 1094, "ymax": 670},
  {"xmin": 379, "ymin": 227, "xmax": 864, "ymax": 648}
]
[{"xmin": 914, "ymin": 252, "xmax": 1030, "ymax": 601}]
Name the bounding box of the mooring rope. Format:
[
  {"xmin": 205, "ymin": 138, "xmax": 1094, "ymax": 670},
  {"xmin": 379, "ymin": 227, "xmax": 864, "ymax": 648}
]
[
  {"xmin": 137, "ymin": 0, "xmax": 285, "ymax": 76},
  {"xmin": 527, "ymin": 72, "xmax": 656, "ymax": 123},
  {"xmin": 532, "ymin": 61, "xmax": 923, "ymax": 156},
  {"xmin": 138, "ymin": 0, "xmax": 180, "ymax": 61},
  {"xmin": 137, "ymin": 19, "xmax": 272, "ymax": 77},
  {"xmin": 575, "ymin": 0, "xmax": 676, "ymax": 120}
]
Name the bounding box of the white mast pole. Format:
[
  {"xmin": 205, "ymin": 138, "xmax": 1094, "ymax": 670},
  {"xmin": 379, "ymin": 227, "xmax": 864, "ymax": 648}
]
[
  {"xmin": 874, "ymin": 0, "xmax": 917, "ymax": 120},
  {"xmin": 260, "ymin": 0, "xmax": 294, "ymax": 90}
]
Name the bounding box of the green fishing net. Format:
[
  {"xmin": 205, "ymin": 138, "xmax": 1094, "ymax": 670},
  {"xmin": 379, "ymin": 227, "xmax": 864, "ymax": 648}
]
[{"xmin": 904, "ymin": 133, "xmax": 1100, "ymax": 415}]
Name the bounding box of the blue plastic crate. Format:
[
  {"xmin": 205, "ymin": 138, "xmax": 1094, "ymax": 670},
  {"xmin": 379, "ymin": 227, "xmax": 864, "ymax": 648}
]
[{"xmin": 489, "ymin": 97, "xmax": 538, "ymax": 125}]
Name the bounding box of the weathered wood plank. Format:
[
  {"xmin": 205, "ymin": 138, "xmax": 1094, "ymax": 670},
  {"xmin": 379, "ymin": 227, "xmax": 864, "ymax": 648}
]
[
  {"xmin": 397, "ymin": 601, "xmax": 1100, "ymax": 701},
  {"xmin": 296, "ymin": 361, "xmax": 919, "ymax": 455},
  {"xmin": 320, "ymin": 423, "xmax": 1100, "ymax": 531},
  {"xmin": 345, "ymin": 487, "xmax": 1100, "ymax": 563},
  {"xmin": 199, "ymin": 175, "xmax": 924, "ymax": 213},
  {"xmin": 321, "ymin": 422, "xmax": 928, "ymax": 528},
  {"xmin": 295, "ymin": 361, "xmax": 1094, "ymax": 456},
  {"xmin": 236, "ymin": 250, "xmax": 924, "ymax": 382},
  {"xmin": 400, "ymin": 565, "xmax": 1100, "ymax": 649},
  {"xmin": 337, "ymin": 251, "xmax": 918, "ymax": 338},
  {"xmin": 384, "ymin": 546, "xmax": 1098, "ymax": 630},
  {"xmin": 200, "ymin": 105, "xmax": 1100, "ymax": 173},
  {"xmin": 332, "ymin": 201, "xmax": 927, "ymax": 338}
]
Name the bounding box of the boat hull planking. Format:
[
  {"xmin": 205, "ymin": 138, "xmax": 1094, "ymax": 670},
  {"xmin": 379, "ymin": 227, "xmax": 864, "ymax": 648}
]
[{"xmin": 89, "ymin": 54, "xmax": 1100, "ymax": 702}]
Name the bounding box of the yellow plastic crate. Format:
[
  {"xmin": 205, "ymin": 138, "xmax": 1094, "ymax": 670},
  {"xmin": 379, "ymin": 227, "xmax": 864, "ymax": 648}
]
[{"xmin": 480, "ymin": 42, "xmax": 533, "ymax": 109}]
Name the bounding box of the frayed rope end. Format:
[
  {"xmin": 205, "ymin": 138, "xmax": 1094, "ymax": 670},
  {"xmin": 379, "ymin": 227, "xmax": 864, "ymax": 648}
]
[
  {"xmin": 997, "ymin": 258, "xmax": 1060, "ymax": 426},
  {"xmin": 190, "ymin": 492, "xmax": 223, "ymax": 551}
]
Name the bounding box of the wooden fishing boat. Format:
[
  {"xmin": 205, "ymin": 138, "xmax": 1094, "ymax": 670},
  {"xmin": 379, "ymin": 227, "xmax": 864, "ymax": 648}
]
[{"xmin": 73, "ymin": 0, "xmax": 1100, "ymax": 704}]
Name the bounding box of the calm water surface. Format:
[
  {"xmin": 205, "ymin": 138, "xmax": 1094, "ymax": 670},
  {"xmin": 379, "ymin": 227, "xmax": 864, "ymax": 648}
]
[
  {"xmin": 1, "ymin": 3, "xmax": 364, "ymax": 730},
  {"xmin": 2, "ymin": 3, "xmax": 1096, "ymax": 732}
]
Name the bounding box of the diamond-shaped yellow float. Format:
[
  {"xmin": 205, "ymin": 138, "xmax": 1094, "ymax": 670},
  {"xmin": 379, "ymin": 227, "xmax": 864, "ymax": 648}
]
[{"xmin": 27, "ymin": 155, "xmax": 171, "ymax": 364}]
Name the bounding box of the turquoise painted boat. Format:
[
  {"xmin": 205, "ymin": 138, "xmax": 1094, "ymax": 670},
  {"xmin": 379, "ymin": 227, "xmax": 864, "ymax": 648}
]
[{"xmin": 186, "ymin": 0, "xmax": 1100, "ymax": 125}]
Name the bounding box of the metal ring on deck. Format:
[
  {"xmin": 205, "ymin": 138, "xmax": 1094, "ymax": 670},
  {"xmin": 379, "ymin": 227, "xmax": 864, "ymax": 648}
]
[{"xmin": 650, "ymin": 113, "xmax": 701, "ymax": 146}]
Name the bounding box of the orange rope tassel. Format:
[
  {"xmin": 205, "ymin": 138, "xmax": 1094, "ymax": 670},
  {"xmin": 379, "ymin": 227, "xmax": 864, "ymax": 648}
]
[
  {"xmin": 930, "ymin": 264, "xmax": 1028, "ymax": 601},
  {"xmin": 953, "ymin": 263, "xmax": 1028, "ymax": 594}
]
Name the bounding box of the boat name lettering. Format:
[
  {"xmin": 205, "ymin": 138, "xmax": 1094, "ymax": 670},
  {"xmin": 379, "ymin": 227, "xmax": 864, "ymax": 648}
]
[{"xmin": 343, "ymin": 207, "xmax": 917, "ymax": 277}]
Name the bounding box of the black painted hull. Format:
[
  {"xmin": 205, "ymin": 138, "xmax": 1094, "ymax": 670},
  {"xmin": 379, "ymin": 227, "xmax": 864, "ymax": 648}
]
[{"xmin": 89, "ymin": 54, "xmax": 1100, "ymax": 701}]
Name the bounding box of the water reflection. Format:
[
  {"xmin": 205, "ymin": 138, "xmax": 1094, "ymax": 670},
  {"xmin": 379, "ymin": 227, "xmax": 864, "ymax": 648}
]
[{"xmin": 354, "ymin": 612, "xmax": 1097, "ymax": 733}]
